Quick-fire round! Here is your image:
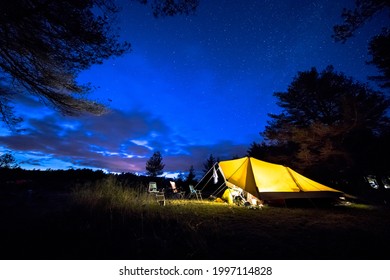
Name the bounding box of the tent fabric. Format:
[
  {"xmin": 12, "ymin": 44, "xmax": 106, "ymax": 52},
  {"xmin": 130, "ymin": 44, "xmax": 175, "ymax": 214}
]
[{"xmin": 218, "ymin": 157, "xmax": 343, "ymax": 200}]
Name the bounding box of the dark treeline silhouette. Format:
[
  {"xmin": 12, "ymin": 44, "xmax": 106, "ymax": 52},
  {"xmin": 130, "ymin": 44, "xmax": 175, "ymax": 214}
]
[
  {"xmin": 248, "ymin": 66, "xmax": 390, "ymax": 202},
  {"xmin": 0, "ymin": 167, "xmax": 199, "ymax": 199},
  {"xmin": 0, "ymin": 168, "xmax": 106, "ymax": 191}
]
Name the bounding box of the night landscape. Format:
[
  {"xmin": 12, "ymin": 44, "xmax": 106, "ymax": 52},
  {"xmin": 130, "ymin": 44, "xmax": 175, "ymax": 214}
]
[{"xmin": 1, "ymin": 0, "xmax": 390, "ymax": 261}]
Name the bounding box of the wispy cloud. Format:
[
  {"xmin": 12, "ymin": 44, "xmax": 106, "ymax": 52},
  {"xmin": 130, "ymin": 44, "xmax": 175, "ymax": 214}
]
[{"xmin": 0, "ymin": 99, "xmax": 248, "ymax": 176}]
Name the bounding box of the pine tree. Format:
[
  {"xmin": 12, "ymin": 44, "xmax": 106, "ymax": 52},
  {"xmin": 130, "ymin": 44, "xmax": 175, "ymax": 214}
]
[
  {"xmin": 202, "ymin": 154, "xmax": 217, "ymax": 174},
  {"xmin": 145, "ymin": 151, "xmax": 165, "ymax": 177},
  {"xmin": 185, "ymin": 165, "xmax": 197, "ymax": 185}
]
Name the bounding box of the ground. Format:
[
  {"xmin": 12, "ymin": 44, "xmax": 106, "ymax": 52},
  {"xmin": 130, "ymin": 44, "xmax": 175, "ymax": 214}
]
[{"xmin": 0, "ymin": 187, "xmax": 389, "ymax": 260}]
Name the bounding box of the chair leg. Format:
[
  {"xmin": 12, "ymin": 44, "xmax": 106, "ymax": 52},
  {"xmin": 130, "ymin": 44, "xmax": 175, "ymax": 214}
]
[{"xmin": 155, "ymin": 193, "xmax": 165, "ymax": 206}]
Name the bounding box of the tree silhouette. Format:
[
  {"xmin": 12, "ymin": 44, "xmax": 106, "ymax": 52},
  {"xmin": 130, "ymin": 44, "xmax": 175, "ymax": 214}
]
[
  {"xmin": 145, "ymin": 151, "xmax": 165, "ymax": 177},
  {"xmin": 261, "ymin": 66, "xmax": 390, "ymax": 179},
  {"xmin": 332, "ymin": 0, "xmax": 389, "ymax": 43},
  {"xmin": 0, "ymin": 0, "xmax": 199, "ymax": 129},
  {"xmin": 185, "ymin": 165, "xmax": 197, "ymax": 185},
  {"xmin": 368, "ymin": 28, "xmax": 390, "ymax": 89},
  {"xmin": 0, "ymin": 152, "xmax": 19, "ymax": 169},
  {"xmin": 0, "ymin": 0, "xmax": 128, "ymax": 122},
  {"xmin": 0, "ymin": 81, "xmax": 23, "ymax": 130},
  {"xmin": 247, "ymin": 141, "xmax": 297, "ymax": 166},
  {"xmin": 333, "ymin": 0, "xmax": 390, "ymax": 89},
  {"xmin": 202, "ymin": 154, "xmax": 218, "ymax": 174}
]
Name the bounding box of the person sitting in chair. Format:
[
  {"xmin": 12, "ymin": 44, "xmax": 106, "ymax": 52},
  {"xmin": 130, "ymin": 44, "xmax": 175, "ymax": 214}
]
[{"xmin": 169, "ymin": 181, "xmax": 184, "ymax": 198}]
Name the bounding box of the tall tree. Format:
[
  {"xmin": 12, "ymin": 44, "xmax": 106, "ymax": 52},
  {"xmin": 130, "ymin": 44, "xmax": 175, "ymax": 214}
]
[
  {"xmin": 145, "ymin": 151, "xmax": 165, "ymax": 177},
  {"xmin": 185, "ymin": 165, "xmax": 197, "ymax": 185},
  {"xmin": 262, "ymin": 66, "xmax": 390, "ymax": 177},
  {"xmin": 0, "ymin": 0, "xmax": 199, "ymax": 129},
  {"xmin": 202, "ymin": 154, "xmax": 217, "ymax": 174}
]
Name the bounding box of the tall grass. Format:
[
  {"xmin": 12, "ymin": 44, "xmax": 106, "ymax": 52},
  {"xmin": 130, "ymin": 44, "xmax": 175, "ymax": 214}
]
[
  {"xmin": 72, "ymin": 176, "xmax": 149, "ymax": 211},
  {"xmin": 71, "ymin": 176, "xmax": 223, "ymax": 258}
]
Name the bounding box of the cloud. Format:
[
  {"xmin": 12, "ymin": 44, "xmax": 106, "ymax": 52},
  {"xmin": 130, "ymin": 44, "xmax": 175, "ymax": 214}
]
[{"xmin": 0, "ymin": 101, "xmax": 250, "ymax": 176}]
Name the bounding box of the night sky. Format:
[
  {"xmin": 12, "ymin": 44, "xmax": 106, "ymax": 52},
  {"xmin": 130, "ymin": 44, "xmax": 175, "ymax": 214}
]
[{"xmin": 0, "ymin": 0, "xmax": 388, "ymax": 177}]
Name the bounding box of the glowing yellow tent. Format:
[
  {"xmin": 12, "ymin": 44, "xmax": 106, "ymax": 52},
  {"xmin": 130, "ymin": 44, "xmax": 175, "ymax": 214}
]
[{"xmin": 216, "ymin": 157, "xmax": 343, "ymax": 200}]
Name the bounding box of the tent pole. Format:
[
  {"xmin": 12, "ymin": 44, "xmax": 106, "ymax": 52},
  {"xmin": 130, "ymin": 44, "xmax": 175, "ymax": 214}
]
[
  {"xmin": 211, "ymin": 181, "xmax": 227, "ymax": 197},
  {"xmin": 194, "ymin": 162, "xmax": 218, "ymax": 190},
  {"xmin": 199, "ymin": 174, "xmax": 213, "ymax": 191}
]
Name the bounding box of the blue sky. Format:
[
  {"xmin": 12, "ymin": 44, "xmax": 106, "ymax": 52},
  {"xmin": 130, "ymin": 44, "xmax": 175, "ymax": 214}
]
[{"xmin": 0, "ymin": 0, "xmax": 388, "ymax": 178}]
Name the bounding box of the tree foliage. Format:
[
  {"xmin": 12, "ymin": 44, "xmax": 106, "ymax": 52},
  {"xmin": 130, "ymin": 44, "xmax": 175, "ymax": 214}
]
[
  {"xmin": 332, "ymin": 0, "xmax": 389, "ymax": 43},
  {"xmin": 185, "ymin": 165, "xmax": 196, "ymax": 185},
  {"xmin": 202, "ymin": 154, "xmax": 218, "ymax": 174},
  {"xmin": 247, "ymin": 141, "xmax": 297, "ymax": 166},
  {"xmin": 145, "ymin": 151, "xmax": 165, "ymax": 177},
  {"xmin": 0, "ymin": 152, "xmax": 19, "ymax": 169},
  {"xmin": 257, "ymin": 66, "xmax": 390, "ymax": 178},
  {"xmin": 0, "ymin": 0, "xmax": 199, "ymax": 129},
  {"xmin": 0, "ymin": 80, "xmax": 23, "ymax": 130},
  {"xmin": 333, "ymin": 0, "xmax": 390, "ymax": 89},
  {"xmin": 142, "ymin": 0, "xmax": 199, "ymax": 17},
  {"xmin": 367, "ymin": 28, "xmax": 390, "ymax": 88},
  {"xmin": 0, "ymin": 0, "xmax": 128, "ymax": 120}
]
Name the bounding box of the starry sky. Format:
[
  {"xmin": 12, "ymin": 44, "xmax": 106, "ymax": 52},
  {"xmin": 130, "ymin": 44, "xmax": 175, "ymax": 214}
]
[{"xmin": 0, "ymin": 0, "xmax": 388, "ymax": 177}]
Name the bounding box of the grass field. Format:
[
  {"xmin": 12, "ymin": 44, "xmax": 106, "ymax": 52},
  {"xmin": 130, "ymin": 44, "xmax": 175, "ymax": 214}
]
[{"xmin": 1, "ymin": 177, "xmax": 389, "ymax": 260}]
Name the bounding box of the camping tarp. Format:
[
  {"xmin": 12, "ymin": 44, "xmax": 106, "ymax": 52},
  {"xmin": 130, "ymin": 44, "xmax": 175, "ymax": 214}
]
[{"xmin": 217, "ymin": 157, "xmax": 343, "ymax": 200}]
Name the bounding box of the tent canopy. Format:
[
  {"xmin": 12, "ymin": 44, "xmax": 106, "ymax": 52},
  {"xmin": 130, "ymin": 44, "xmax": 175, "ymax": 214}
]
[{"xmin": 217, "ymin": 157, "xmax": 343, "ymax": 200}]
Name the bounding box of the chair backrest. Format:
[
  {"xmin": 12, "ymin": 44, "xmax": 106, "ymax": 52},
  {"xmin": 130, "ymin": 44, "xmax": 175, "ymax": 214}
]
[
  {"xmin": 148, "ymin": 181, "xmax": 158, "ymax": 192},
  {"xmin": 170, "ymin": 181, "xmax": 178, "ymax": 193},
  {"xmin": 189, "ymin": 184, "xmax": 196, "ymax": 193}
]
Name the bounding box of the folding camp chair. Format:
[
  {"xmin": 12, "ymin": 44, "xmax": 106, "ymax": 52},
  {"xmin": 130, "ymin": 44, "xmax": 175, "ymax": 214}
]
[
  {"xmin": 188, "ymin": 184, "xmax": 202, "ymax": 200},
  {"xmin": 148, "ymin": 181, "xmax": 165, "ymax": 205}
]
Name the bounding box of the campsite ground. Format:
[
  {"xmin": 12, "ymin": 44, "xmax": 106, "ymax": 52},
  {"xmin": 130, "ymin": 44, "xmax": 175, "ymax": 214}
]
[{"xmin": 1, "ymin": 181, "xmax": 389, "ymax": 260}]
